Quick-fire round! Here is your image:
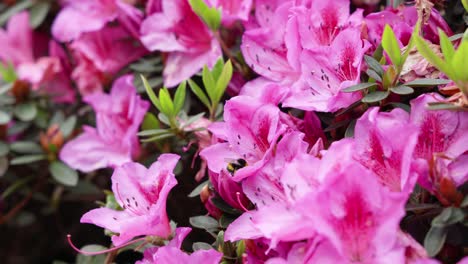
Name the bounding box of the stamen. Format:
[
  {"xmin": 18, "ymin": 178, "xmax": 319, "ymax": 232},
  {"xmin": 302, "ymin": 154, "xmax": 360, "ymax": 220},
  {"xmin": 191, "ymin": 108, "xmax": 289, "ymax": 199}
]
[
  {"xmin": 236, "ymin": 192, "xmax": 249, "ymax": 212},
  {"xmin": 66, "ymin": 234, "xmax": 146, "ymax": 256}
]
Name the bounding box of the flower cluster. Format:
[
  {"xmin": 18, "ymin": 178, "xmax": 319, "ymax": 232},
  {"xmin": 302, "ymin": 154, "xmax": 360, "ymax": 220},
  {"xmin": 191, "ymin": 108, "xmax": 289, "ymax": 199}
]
[{"xmin": 0, "ymin": 0, "xmax": 467, "ymax": 263}]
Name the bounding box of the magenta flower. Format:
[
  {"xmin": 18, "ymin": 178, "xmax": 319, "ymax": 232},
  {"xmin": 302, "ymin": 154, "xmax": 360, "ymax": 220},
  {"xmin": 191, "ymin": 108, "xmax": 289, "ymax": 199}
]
[
  {"xmin": 354, "ymin": 107, "xmax": 419, "ymax": 193},
  {"xmin": 206, "ymin": 0, "xmax": 253, "ymax": 26},
  {"xmin": 410, "ymin": 93, "xmax": 468, "ymax": 194},
  {"xmin": 137, "ymin": 227, "xmax": 222, "ymax": 264},
  {"xmin": 80, "ymin": 154, "xmax": 180, "ymax": 246},
  {"xmin": 284, "ymin": 28, "xmax": 370, "ymax": 112},
  {"xmin": 60, "ymin": 75, "xmax": 149, "ymax": 172},
  {"xmin": 140, "ymin": 0, "xmax": 221, "ymax": 87},
  {"xmin": 0, "ymin": 12, "xmax": 75, "ymax": 102},
  {"xmin": 297, "ymin": 161, "xmax": 407, "ymax": 263},
  {"xmin": 70, "ymin": 25, "xmax": 148, "ymax": 95},
  {"xmin": 52, "ymin": 0, "xmax": 143, "ymax": 42},
  {"xmin": 200, "ymin": 96, "xmax": 285, "ymax": 182}
]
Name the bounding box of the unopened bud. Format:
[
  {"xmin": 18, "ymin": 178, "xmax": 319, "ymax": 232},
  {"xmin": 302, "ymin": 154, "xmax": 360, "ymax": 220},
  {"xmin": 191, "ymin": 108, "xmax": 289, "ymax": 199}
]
[{"xmin": 40, "ymin": 124, "xmax": 64, "ymax": 153}]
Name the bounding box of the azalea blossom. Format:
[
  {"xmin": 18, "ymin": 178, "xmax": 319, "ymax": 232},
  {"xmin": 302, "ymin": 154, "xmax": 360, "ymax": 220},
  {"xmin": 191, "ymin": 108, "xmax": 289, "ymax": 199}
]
[
  {"xmin": 52, "ymin": 0, "xmax": 143, "ymax": 42},
  {"xmin": 137, "ymin": 227, "xmax": 222, "ymax": 264},
  {"xmin": 0, "ymin": 12, "xmax": 74, "ymax": 102},
  {"xmin": 140, "ymin": 0, "xmax": 222, "ymax": 87},
  {"xmin": 410, "ymin": 93, "xmax": 468, "ymax": 195},
  {"xmin": 70, "ymin": 25, "xmax": 148, "ymax": 95},
  {"xmin": 81, "ymin": 154, "xmax": 180, "ymax": 246},
  {"xmin": 60, "ymin": 75, "xmax": 149, "ymax": 172}
]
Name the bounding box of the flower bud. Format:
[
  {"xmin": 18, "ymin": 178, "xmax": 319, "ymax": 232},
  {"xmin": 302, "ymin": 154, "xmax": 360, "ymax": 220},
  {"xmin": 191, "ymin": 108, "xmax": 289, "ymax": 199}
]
[{"xmin": 40, "ymin": 124, "xmax": 64, "ymax": 153}]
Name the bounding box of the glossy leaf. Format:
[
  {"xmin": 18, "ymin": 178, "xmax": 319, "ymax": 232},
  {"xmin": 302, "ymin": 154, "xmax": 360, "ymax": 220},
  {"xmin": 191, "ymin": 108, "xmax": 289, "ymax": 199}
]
[
  {"xmin": 390, "ymin": 85, "xmax": 414, "ymax": 95},
  {"xmin": 189, "ymin": 79, "xmax": 211, "ymax": 109},
  {"xmin": 189, "ymin": 215, "xmax": 219, "ymax": 230},
  {"xmin": 382, "ymin": 25, "xmax": 401, "ymax": 67},
  {"xmin": 362, "ymin": 91, "xmax": 389, "ymax": 103},
  {"xmin": 405, "ymin": 79, "xmax": 451, "ymax": 87},
  {"xmin": 342, "ymin": 83, "xmax": 378, "ymax": 92},
  {"xmin": 173, "ymin": 81, "xmax": 187, "ymax": 115}
]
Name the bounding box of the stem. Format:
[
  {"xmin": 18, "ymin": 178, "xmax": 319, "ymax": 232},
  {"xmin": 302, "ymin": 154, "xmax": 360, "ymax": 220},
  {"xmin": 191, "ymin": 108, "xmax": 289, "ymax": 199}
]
[{"xmin": 214, "ymin": 31, "xmax": 244, "ymax": 74}]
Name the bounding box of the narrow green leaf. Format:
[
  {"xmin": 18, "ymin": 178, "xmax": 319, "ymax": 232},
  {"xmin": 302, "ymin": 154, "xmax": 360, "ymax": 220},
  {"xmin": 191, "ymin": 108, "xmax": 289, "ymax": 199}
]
[
  {"xmin": 141, "ymin": 113, "xmax": 160, "ymax": 131},
  {"xmin": 193, "ymin": 242, "xmax": 213, "ymax": 251},
  {"xmin": 141, "ymin": 75, "xmax": 162, "ymax": 112},
  {"xmin": 189, "ymin": 215, "xmax": 219, "ymax": 230},
  {"xmin": 14, "ymin": 102, "xmax": 37, "ymax": 122},
  {"xmin": 138, "ymin": 129, "xmax": 170, "ymax": 137},
  {"xmin": 211, "ymin": 58, "xmax": 224, "ymax": 80},
  {"xmin": 188, "ymin": 180, "xmax": 209, "ymax": 198},
  {"xmin": 188, "ymin": 79, "xmax": 211, "ymax": 109},
  {"xmin": 29, "ymin": 2, "xmax": 50, "ymax": 28},
  {"xmin": 158, "ymin": 88, "xmax": 175, "ymax": 117},
  {"xmin": 49, "ymin": 161, "xmax": 79, "ymax": 187},
  {"xmin": 362, "ymin": 91, "xmax": 390, "ymax": 103},
  {"xmin": 405, "ymin": 78, "xmax": 451, "ymax": 87},
  {"xmin": 140, "ymin": 133, "xmax": 174, "ymax": 143},
  {"xmin": 382, "ymin": 25, "xmax": 402, "ymax": 66},
  {"xmin": 451, "ymin": 41, "xmax": 468, "ymax": 82},
  {"xmin": 214, "ymin": 60, "xmax": 233, "ymax": 103},
  {"xmin": 345, "ymin": 119, "xmax": 356, "ymax": 138},
  {"xmin": 366, "ymin": 69, "xmax": 382, "ymax": 82},
  {"xmin": 202, "ymin": 66, "xmax": 216, "ymax": 101},
  {"xmin": 0, "ymin": 110, "xmax": 11, "ymax": 125},
  {"xmin": 432, "ymin": 207, "xmax": 465, "ymax": 227},
  {"xmin": 414, "ymin": 36, "xmax": 453, "ymax": 78},
  {"xmin": 10, "ymin": 154, "xmax": 46, "ymax": 165},
  {"xmin": 390, "ymin": 85, "xmax": 414, "ymax": 95},
  {"xmin": 342, "ymin": 83, "xmax": 378, "ymax": 92},
  {"xmin": 60, "ymin": 116, "xmax": 77, "ymax": 138},
  {"xmin": 424, "ymin": 226, "xmax": 447, "ymax": 257},
  {"xmin": 10, "ymin": 141, "xmax": 43, "ymax": 154},
  {"xmin": 438, "ymin": 29, "xmax": 455, "ymax": 62},
  {"xmin": 364, "ymin": 55, "xmax": 384, "ymax": 76},
  {"xmin": 173, "ymin": 81, "xmax": 187, "ymax": 114},
  {"xmin": 0, "ymin": 0, "xmax": 34, "ymax": 26}
]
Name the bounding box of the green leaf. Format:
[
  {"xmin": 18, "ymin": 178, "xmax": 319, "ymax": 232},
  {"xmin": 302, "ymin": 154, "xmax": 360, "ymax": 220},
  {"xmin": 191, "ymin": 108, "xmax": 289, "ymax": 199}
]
[
  {"xmin": 211, "ymin": 197, "xmax": 241, "ymax": 215},
  {"xmin": 342, "ymin": 83, "xmax": 378, "ymax": 92},
  {"xmin": 141, "ymin": 113, "xmax": 160, "ymax": 131},
  {"xmin": 362, "ymin": 91, "xmax": 390, "ymax": 103},
  {"xmin": 211, "ymin": 58, "xmax": 224, "ymax": 80},
  {"xmin": 0, "ymin": 83, "xmax": 13, "ymax": 95},
  {"xmin": 390, "ymin": 85, "xmax": 414, "ymax": 95},
  {"xmin": 138, "ymin": 128, "xmax": 170, "ymax": 137},
  {"xmin": 202, "ymin": 66, "xmax": 216, "ymax": 101},
  {"xmin": 173, "ymin": 81, "xmax": 187, "ymax": 114},
  {"xmin": 366, "ymin": 69, "xmax": 382, "ymax": 82},
  {"xmin": 405, "ymin": 78, "xmax": 451, "ymax": 87},
  {"xmin": 188, "ymin": 180, "xmax": 209, "ymax": 198},
  {"xmin": 432, "ymin": 207, "xmax": 465, "ymax": 227},
  {"xmin": 414, "ymin": 36, "xmax": 453, "ymax": 79},
  {"xmin": 0, "ymin": 0, "xmax": 34, "ymax": 26},
  {"xmin": 462, "ymin": 0, "xmax": 468, "ymax": 12},
  {"xmin": 451, "ymin": 41, "xmax": 468, "ymax": 82},
  {"xmin": 158, "ymin": 88, "xmax": 175, "ymax": 116},
  {"xmin": 0, "ymin": 62, "xmax": 17, "ymax": 83},
  {"xmin": 49, "ymin": 161, "xmax": 79, "ymax": 187},
  {"xmin": 438, "ymin": 29, "xmax": 455, "ymax": 62},
  {"xmin": 10, "ymin": 141, "xmax": 43, "ymax": 154},
  {"xmin": 141, "ymin": 75, "xmax": 162, "ymax": 111},
  {"xmin": 10, "ymin": 154, "xmax": 46, "ymax": 165},
  {"xmin": 193, "ymin": 242, "xmax": 213, "ymax": 251},
  {"xmin": 0, "ymin": 110, "xmax": 11, "ymax": 125},
  {"xmin": 345, "ymin": 119, "xmax": 356, "ymax": 138},
  {"xmin": 29, "ymin": 2, "xmax": 50, "ymax": 28},
  {"xmin": 14, "ymin": 102, "xmax": 37, "ymax": 121},
  {"xmin": 382, "ymin": 25, "xmax": 402, "ymax": 67},
  {"xmin": 214, "ymin": 60, "xmax": 233, "ymax": 103},
  {"xmin": 189, "ymin": 0, "xmax": 221, "ymax": 30},
  {"xmin": 140, "ymin": 133, "xmax": 174, "ymax": 143},
  {"xmin": 0, "ymin": 141, "xmax": 9, "ymax": 156},
  {"xmin": 364, "ymin": 55, "xmax": 384, "ymax": 76},
  {"xmin": 424, "ymin": 226, "xmax": 447, "ymax": 257},
  {"xmin": 189, "ymin": 215, "xmax": 219, "ymax": 230},
  {"xmin": 76, "ymin": 245, "xmax": 107, "ymax": 264},
  {"xmin": 181, "ymin": 113, "xmax": 206, "ymax": 129},
  {"xmin": 60, "ymin": 116, "xmax": 77, "ymax": 138},
  {"xmin": 189, "ymin": 79, "xmax": 211, "ymax": 109}
]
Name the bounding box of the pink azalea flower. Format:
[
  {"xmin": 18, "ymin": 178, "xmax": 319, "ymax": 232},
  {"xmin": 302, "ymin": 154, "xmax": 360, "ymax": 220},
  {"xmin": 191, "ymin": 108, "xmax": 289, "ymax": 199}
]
[
  {"xmin": 140, "ymin": 0, "xmax": 221, "ymax": 87},
  {"xmin": 60, "ymin": 75, "xmax": 149, "ymax": 172},
  {"xmin": 52, "ymin": 0, "xmax": 143, "ymax": 42},
  {"xmin": 80, "ymin": 154, "xmax": 180, "ymax": 246},
  {"xmin": 206, "ymin": 0, "xmax": 253, "ymax": 26},
  {"xmin": 410, "ymin": 93, "xmax": 468, "ymax": 194},
  {"xmin": 200, "ymin": 95, "xmax": 287, "ymax": 182},
  {"xmin": 297, "ymin": 161, "xmax": 408, "ymax": 263},
  {"xmin": 353, "ymin": 107, "xmax": 419, "ymax": 193},
  {"xmin": 292, "ymin": 0, "xmax": 364, "ymax": 48},
  {"xmin": 137, "ymin": 227, "xmax": 223, "ymax": 264},
  {"xmin": 70, "ymin": 25, "xmax": 148, "ymax": 95},
  {"xmin": 0, "ymin": 12, "xmax": 75, "ymax": 102},
  {"xmin": 283, "ymin": 28, "xmax": 370, "ymax": 112}
]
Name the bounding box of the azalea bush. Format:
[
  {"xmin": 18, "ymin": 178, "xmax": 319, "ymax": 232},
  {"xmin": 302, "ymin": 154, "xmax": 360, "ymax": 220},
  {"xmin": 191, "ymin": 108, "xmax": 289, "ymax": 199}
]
[{"xmin": 0, "ymin": 0, "xmax": 467, "ymax": 263}]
